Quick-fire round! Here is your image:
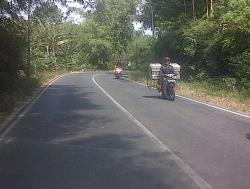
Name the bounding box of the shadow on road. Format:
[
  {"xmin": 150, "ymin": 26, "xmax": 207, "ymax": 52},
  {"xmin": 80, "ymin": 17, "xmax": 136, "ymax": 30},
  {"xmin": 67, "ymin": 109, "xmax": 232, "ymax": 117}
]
[
  {"xmin": 142, "ymin": 95, "xmax": 162, "ymax": 99},
  {"xmin": 7, "ymin": 84, "xmax": 112, "ymax": 142},
  {"xmin": 0, "ymin": 133, "xmax": 197, "ymax": 189},
  {"xmin": 0, "ymin": 82, "xmax": 199, "ymax": 189},
  {"xmin": 246, "ymin": 133, "xmax": 250, "ymax": 140},
  {"xmin": 142, "ymin": 95, "xmax": 178, "ymax": 102}
]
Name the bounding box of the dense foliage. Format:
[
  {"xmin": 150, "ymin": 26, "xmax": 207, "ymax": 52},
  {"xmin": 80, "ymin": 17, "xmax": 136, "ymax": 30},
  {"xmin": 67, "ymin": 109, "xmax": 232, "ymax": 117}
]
[
  {"xmin": 0, "ymin": 0, "xmax": 26, "ymax": 91},
  {"xmin": 0, "ymin": 0, "xmax": 249, "ymax": 110},
  {"xmin": 30, "ymin": 0, "xmax": 137, "ymax": 71},
  {"xmin": 139, "ymin": 0, "xmax": 250, "ymax": 92}
]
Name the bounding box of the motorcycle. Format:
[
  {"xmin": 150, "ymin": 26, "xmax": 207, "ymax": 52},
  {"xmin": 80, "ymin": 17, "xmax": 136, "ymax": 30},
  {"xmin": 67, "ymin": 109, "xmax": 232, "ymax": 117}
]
[
  {"xmin": 113, "ymin": 67, "xmax": 123, "ymax": 79},
  {"xmin": 159, "ymin": 73, "xmax": 176, "ymax": 101}
]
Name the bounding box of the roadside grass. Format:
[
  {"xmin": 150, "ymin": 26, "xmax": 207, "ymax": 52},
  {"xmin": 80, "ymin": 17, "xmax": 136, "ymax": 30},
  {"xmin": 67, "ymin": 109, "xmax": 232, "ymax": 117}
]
[
  {"xmin": 178, "ymin": 81, "xmax": 250, "ymax": 114},
  {"xmin": 128, "ymin": 71, "xmax": 250, "ymax": 115},
  {"xmin": 127, "ymin": 70, "xmax": 148, "ymax": 84}
]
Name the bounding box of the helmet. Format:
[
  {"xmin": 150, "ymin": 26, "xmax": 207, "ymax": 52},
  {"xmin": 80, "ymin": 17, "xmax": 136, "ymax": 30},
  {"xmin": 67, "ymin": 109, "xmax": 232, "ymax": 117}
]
[
  {"xmin": 163, "ymin": 57, "xmax": 171, "ymax": 64},
  {"xmin": 164, "ymin": 57, "xmax": 170, "ymax": 62}
]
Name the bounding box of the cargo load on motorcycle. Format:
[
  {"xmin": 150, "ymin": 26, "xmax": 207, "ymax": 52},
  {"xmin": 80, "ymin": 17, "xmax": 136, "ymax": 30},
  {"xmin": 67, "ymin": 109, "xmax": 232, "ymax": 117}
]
[{"xmin": 147, "ymin": 62, "xmax": 181, "ymax": 101}]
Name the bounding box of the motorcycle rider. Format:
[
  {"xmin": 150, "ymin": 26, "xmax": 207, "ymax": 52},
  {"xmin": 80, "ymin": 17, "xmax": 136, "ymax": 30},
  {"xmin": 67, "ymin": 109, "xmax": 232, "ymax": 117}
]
[
  {"xmin": 113, "ymin": 59, "xmax": 123, "ymax": 78},
  {"xmin": 114, "ymin": 59, "xmax": 123, "ymax": 69},
  {"xmin": 160, "ymin": 57, "xmax": 175, "ymax": 75},
  {"xmin": 157, "ymin": 56, "xmax": 175, "ymax": 91}
]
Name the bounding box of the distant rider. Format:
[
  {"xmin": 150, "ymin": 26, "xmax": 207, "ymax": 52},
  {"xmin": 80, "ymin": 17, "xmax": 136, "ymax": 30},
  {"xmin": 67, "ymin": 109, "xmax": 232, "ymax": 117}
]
[{"xmin": 114, "ymin": 59, "xmax": 123, "ymax": 69}]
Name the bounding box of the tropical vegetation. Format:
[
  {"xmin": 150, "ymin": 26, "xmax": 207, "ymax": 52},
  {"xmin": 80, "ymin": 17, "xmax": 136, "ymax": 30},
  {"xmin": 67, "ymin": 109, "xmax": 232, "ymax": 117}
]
[{"xmin": 0, "ymin": 0, "xmax": 249, "ymax": 116}]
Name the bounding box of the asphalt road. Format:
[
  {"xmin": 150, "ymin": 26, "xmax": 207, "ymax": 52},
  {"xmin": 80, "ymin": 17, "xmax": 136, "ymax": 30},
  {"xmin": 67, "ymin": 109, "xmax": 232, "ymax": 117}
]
[{"xmin": 0, "ymin": 72, "xmax": 249, "ymax": 189}]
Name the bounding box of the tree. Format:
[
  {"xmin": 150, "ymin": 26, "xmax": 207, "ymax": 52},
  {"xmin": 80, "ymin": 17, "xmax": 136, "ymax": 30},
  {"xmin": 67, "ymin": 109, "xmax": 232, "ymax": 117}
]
[
  {"xmin": 92, "ymin": 0, "xmax": 134, "ymax": 55},
  {"xmin": 32, "ymin": 2, "xmax": 62, "ymax": 25},
  {"xmin": 137, "ymin": 0, "xmax": 250, "ymax": 91},
  {"xmin": 0, "ymin": 0, "xmax": 26, "ymax": 90},
  {"xmin": 31, "ymin": 2, "xmax": 66, "ymax": 72},
  {"xmin": 127, "ymin": 35, "xmax": 154, "ymax": 68}
]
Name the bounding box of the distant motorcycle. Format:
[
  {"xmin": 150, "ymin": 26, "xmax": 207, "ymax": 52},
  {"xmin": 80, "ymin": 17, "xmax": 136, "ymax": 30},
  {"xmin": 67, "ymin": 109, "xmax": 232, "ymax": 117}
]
[
  {"xmin": 113, "ymin": 67, "xmax": 123, "ymax": 79},
  {"xmin": 159, "ymin": 73, "xmax": 176, "ymax": 101}
]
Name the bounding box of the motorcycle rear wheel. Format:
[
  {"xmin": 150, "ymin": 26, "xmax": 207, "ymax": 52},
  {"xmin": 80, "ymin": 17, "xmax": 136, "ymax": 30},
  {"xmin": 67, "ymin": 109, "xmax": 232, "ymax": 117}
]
[
  {"xmin": 161, "ymin": 84, "xmax": 167, "ymax": 99},
  {"xmin": 168, "ymin": 83, "xmax": 175, "ymax": 101},
  {"xmin": 114, "ymin": 73, "xmax": 120, "ymax": 79}
]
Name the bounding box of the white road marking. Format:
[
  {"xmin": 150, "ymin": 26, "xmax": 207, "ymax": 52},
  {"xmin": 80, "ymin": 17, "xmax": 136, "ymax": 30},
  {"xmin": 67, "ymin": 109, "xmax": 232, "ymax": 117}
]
[
  {"xmin": 127, "ymin": 78, "xmax": 250, "ymax": 119},
  {"xmin": 93, "ymin": 74, "xmax": 214, "ymax": 189},
  {"xmin": 0, "ymin": 74, "xmax": 69, "ymax": 138},
  {"xmin": 176, "ymin": 95, "xmax": 250, "ymax": 119}
]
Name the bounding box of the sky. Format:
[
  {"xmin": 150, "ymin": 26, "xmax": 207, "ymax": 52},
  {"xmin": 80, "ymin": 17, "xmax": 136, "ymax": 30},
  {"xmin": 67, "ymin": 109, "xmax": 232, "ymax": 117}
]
[
  {"xmin": 20, "ymin": 0, "xmax": 152, "ymax": 35},
  {"xmin": 57, "ymin": 1, "xmax": 152, "ymax": 35},
  {"xmin": 56, "ymin": 1, "xmax": 85, "ymax": 24}
]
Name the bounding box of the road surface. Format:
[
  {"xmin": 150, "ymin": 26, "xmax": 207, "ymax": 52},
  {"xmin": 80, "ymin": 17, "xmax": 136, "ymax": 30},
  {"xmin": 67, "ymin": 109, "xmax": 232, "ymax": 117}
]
[{"xmin": 0, "ymin": 72, "xmax": 249, "ymax": 189}]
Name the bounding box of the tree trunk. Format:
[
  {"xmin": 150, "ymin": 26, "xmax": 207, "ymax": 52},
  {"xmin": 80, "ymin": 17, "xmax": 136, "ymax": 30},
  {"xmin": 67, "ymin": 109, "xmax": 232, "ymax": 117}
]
[
  {"xmin": 192, "ymin": 0, "xmax": 195, "ymax": 18},
  {"xmin": 46, "ymin": 46, "xmax": 49, "ymax": 55},
  {"xmin": 151, "ymin": 5, "xmax": 155, "ymax": 38},
  {"xmin": 52, "ymin": 37, "xmax": 55, "ymax": 57},
  {"xmin": 184, "ymin": 0, "xmax": 187, "ymax": 16},
  {"xmin": 206, "ymin": 0, "xmax": 209, "ymax": 17},
  {"xmin": 34, "ymin": 64, "xmax": 37, "ymax": 76},
  {"xmin": 210, "ymin": 0, "xmax": 214, "ymax": 16},
  {"xmin": 206, "ymin": 0, "xmax": 214, "ymax": 17},
  {"xmin": 27, "ymin": 0, "xmax": 31, "ymax": 77}
]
